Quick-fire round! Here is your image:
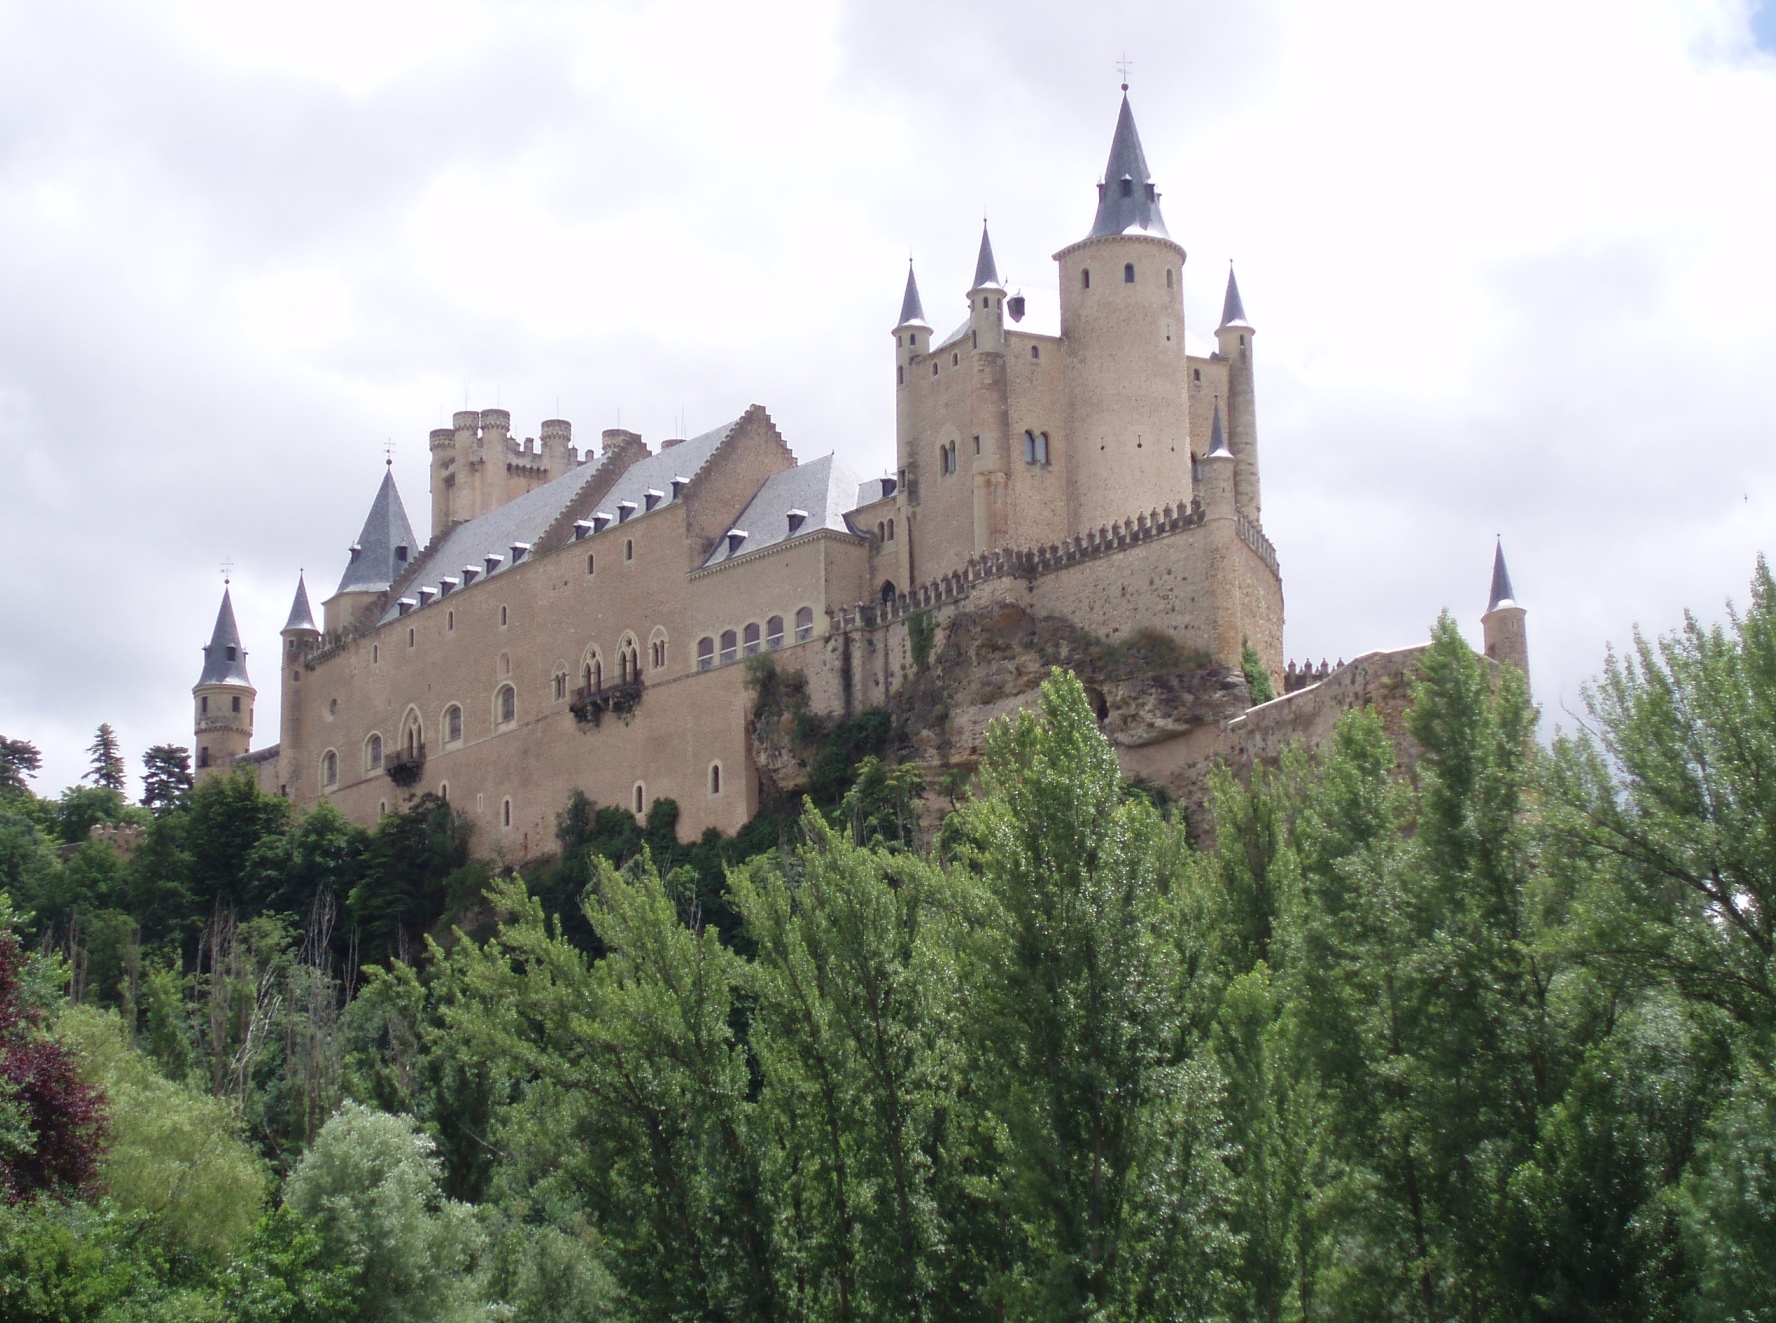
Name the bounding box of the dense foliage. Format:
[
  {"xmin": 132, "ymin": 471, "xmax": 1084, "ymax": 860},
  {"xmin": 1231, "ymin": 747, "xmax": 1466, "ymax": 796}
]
[{"xmin": 3, "ymin": 562, "xmax": 1776, "ymax": 1319}]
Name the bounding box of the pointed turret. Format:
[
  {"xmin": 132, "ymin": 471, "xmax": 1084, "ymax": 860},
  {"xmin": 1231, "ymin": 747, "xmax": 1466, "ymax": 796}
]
[
  {"xmin": 1219, "ymin": 264, "xmax": 1250, "ymax": 329},
  {"xmin": 1088, "ymin": 93, "xmax": 1169, "ymax": 239},
  {"xmin": 1207, "ymin": 400, "xmax": 1232, "ymax": 457},
  {"xmin": 896, "ymin": 261, "xmax": 928, "ymax": 329},
  {"xmin": 336, "ymin": 466, "xmax": 418, "ymax": 597},
  {"xmin": 971, "ymin": 222, "xmax": 1002, "ymax": 291},
  {"xmin": 281, "ymin": 573, "xmax": 318, "ymax": 636},
  {"xmin": 1481, "ymin": 539, "xmax": 1530, "ymax": 688},
  {"xmin": 1487, "ymin": 540, "xmax": 1517, "ymax": 612},
  {"xmin": 193, "ymin": 584, "xmax": 256, "ymax": 780},
  {"xmin": 198, "ymin": 588, "xmax": 252, "ymax": 686}
]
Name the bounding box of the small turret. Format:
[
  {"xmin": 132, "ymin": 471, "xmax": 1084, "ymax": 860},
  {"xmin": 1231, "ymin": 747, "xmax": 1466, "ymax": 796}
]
[
  {"xmin": 1198, "ymin": 400, "xmax": 1237, "ymax": 515},
  {"xmin": 1215, "ymin": 264, "xmax": 1261, "ymax": 523},
  {"xmin": 194, "ymin": 585, "xmax": 255, "ymax": 781},
  {"xmin": 1481, "ymin": 540, "xmax": 1530, "ymax": 687},
  {"xmin": 326, "ymin": 464, "xmax": 418, "ymax": 632},
  {"xmin": 278, "ymin": 573, "xmax": 318, "ymax": 797},
  {"xmin": 967, "ymin": 223, "xmax": 1011, "ymax": 552},
  {"xmin": 968, "ymin": 222, "xmax": 1005, "ymax": 355}
]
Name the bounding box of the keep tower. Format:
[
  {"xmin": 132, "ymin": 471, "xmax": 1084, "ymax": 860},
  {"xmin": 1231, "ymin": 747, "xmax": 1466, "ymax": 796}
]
[
  {"xmin": 193, "ymin": 585, "xmax": 255, "ymax": 780},
  {"xmin": 1056, "ymin": 91, "xmax": 1192, "ymax": 534}
]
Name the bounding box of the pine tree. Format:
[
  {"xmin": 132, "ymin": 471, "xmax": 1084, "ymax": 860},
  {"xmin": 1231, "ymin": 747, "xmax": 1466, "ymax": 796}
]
[
  {"xmin": 0, "ymin": 736, "xmax": 41, "ymax": 795},
  {"xmin": 139, "ymin": 744, "xmax": 194, "ymax": 816},
  {"xmin": 84, "ymin": 724, "xmax": 125, "ymax": 793}
]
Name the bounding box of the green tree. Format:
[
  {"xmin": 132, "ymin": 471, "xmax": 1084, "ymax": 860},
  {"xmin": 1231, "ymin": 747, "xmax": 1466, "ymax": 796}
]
[
  {"xmin": 0, "ymin": 736, "xmax": 42, "ymax": 796},
  {"xmin": 139, "ymin": 745, "xmax": 194, "ymax": 817},
  {"xmin": 284, "ymin": 1102, "xmax": 484, "ymax": 1323},
  {"xmin": 85, "ymin": 724, "xmax": 126, "ymax": 793}
]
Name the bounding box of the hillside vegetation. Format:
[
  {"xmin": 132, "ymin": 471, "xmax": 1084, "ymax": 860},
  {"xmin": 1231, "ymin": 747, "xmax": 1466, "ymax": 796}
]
[{"xmin": 2, "ymin": 563, "xmax": 1775, "ymax": 1321}]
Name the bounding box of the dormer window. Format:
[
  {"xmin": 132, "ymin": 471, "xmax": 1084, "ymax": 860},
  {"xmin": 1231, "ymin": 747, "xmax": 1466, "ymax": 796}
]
[
  {"xmin": 395, "ymin": 545, "xmax": 409, "ymax": 563},
  {"xmin": 726, "ymin": 529, "xmax": 749, "ymax": 555},
  {"xmin": 786, "ymin": 509, "xmax": 807, "ymax": 535},
  {"xmin": 439, "ymin": 576, "xmax": 459, "ymax": 597},
  {"xmin": 592, "ymin": 512, "xmax": 612, "ymax": 533},
  {"xmin": 572, "ymin": 520, "xmax": 593, "ymax": 541},
  {"xmin": 348, "ymin": 543, "xmax": 362, "ymax": 561},
  {"xmin": 461, "ymin": 566, "xmax": 479, "ymax": 585},
  {"xmin": 225, "ymin": 646, "xmax": 236, "ymax": 662},
  {"xmin": 418, "ymin": 586, "xmax": 437, "ymax": 605},
  {"xmin": 671, "ymin": 477, "xmax": 689, "ymax": 500},
  {"xmin": 1120, "ymin": 175, "xmax": 1133, "ymax": 197},
  {"xmin": 1007, "ymin": 295, "xmax": 1025, "ymax": 321},
  {"xmin": 509, "ymin": 542, "xmax": 530, "ymax": 563},
  {"xmin": 617, "ymin": 501, "xmax": 637, "ymax": 523},
  {"xmin": 397, "ymin": 597, "xmax": 416, "ymax": 615},
  {"xmin": 484, "ymin": 553, "xmax": 504, "ymax": 575},
  {"xmin": 644, "ymin": 489, "xmax": 664, "ymax": 512}
]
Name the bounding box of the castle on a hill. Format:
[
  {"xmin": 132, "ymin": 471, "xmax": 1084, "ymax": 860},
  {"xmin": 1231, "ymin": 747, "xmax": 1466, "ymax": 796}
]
[{"xmin": 189, "ymin": 93, "xmax": 1529, "ymax": 853}]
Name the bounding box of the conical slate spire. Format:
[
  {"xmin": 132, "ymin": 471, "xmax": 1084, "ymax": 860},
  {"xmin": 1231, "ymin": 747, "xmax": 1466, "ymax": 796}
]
[
  {"xmin": 897, "ymin": 261, "xmax": 928, "ymax": 327},
  {"xmin": 1219, "ymin": 265, "xmax": 1250, "ymax": 328},
  {"xmin": 971, "ymin": 222, "xmax": 1001, "ymax": 290},
  {"xmin": 197, "ymin": 587, "xmax": 253, "ymax": 687},
  {"xmin": 282, "ymin": 573, "xmax": 318, "ymax": 634},
  {"xmin": 336, "ymin": 466, "xmax": 418, "ymax": 596},
  {"xmin": 1088, "ymin": 94, "xmax": 1170, "ymax": 239},
  {"xmin": 1207, "ymin": 400, "xmax": 1232, "ymax": 457},
  {"xmin": 1487, "ymin": 540, "xmax": 1519, "ymax": 613}
]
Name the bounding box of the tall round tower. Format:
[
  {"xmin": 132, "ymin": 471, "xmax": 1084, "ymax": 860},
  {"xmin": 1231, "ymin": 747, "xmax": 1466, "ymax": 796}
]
[
  {"xmin": 1215, "ymin": 265, "xmax": 1261, "ymax": 523},
  {"xmin": 278, "ymin": 573, "xmax": 320, "ymax": 798},
  {"xmin": 968, "ymin": 223, "xmax": 1011, "ymax": 553},
  {"xmin": 1481, "ymin": 541, "xmax": 1530, "ymax": 689},
  {"xmin": 193, "ymin": 584, "xmax": 255, "ymax": 781},
  {"xmin": 1056, "ymin": 91, "xmax": 1190, "ymax": 534}
]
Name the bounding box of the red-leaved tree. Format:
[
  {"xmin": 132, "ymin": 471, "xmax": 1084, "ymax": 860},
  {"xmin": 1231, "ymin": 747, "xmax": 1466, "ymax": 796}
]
[{"xmin": 0, "ymin": 932, "xmax": 107, "ymax": 1200}]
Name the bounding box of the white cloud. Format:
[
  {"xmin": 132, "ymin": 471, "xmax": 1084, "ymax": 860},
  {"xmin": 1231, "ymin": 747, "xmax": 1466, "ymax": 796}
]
[{"xmin": 3, "ymin": 0, "xmax": 1774, "ymax": 792}]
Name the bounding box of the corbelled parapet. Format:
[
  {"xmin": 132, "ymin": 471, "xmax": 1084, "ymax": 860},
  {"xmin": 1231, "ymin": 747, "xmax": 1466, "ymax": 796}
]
[{"xmin": 602, "ymin": 427, "xmax": 641, "ymax": 454}]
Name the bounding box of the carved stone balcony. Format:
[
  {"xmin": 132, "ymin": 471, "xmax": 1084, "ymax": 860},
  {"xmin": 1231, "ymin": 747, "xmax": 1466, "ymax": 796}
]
[
  {"xmin": 385, "ymin": 744, "xmax": 426, "ymax": 787},
  {"xmin": 571, "ymin": 680, "xmax": 644, "ymax": 727}
]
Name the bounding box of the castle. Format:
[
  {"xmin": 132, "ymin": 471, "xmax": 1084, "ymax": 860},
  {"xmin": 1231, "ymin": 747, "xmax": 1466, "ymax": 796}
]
[{"xmin": 190, "ymin": 93, "xmax": 1529, "ymax": 853}]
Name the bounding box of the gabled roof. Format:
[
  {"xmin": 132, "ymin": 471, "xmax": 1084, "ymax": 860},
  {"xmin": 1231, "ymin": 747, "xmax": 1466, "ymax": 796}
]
[
  {"xmin": 197, "ymin": 587, "xmax": 252, "ymax": 687},
  {"xmin": 336, "ymin": 467, "xmax": 418, "ymax": 596},
  {"xmin": 379, "ymin": 415, "xmax": 745, "ymax": 625},
  {"xmin": 897, "ymin": 263, "xmax": 928, "ymax": 328},
  {"xmin": 1487, "ymin": 541, "xmax": 1519, "ymax": 613},
  {"xmin": 854, "ymin": 476, "xmax": 896, "ymax": 508},
  {"xmin": 1087, "ymin": 94, "xmax": 1170, "ymax": 240},
  {"xmin": 702, "ymin": 454, "xmax": 863, "ymax": 568},
  {"xmin": 972, "ymin": 223, "xmax": 1001, "ymax": 290},
  {"xmin": 1219, "ymin": 265, "xmax": 1250, "ymax": 329},
  {"xmin": 282, "ymin": 574, "xmax": 318, "ymax": 634}
]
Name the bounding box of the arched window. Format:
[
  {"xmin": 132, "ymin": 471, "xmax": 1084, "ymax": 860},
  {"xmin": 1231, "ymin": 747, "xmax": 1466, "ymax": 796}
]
[
  {"xmin": 743, "ymin": 622, "xmax": 761, "ymax": 656},
  {"xmin": 887, "ymin": 519, "xmax": 894, "ymax": 541},
  {"xmin": 582, "ymin": 648, "xmax": 604, "ymax": 692},
  {"xmin": 649, "ymin": 628, "xmax": 668, "ymax": 670},
  {"xmin": 365, "ymin": 734, "xmax": 383, "ymax": 771},
  {"xmin": 439, "ymin": 782, "xmax": 449, "ymax": 802},
  {"xmin": 201, "ymin": 696, "xmax": 209, "ymax": 714},
  {"xmin": 794, "ymin": 606, "xmax": 815, "ymax": 644},
  {"xmin": 877, "ymin": 520, "xmax": 885, "ymax": 541},
  {"xmin": 624, "ymin": 539, "xmax": 635, "ymax": 562},
  {"xmin": 502, "ymin": 798, "xmax": 513, "ymax": 828},
  {"xmin": 951, "ymin": 352, "xmax": 959, "ymax": 367},
  {"xmin": 720, "ymin": 630, "xmax": 738, "ymax": 665},
  {"xmin": 880, "ymin": 581, "xmax": 897, "ymax": 607},
  {"xmin": 1024, "ymin": 430, "xmax": 1037, "ymax": 464},
  {"xmin": 447, "ymin": 610, "xmax": 454, "ymax": 632},
  {"xmin": 697, "ymin": 637, "xmax": 715, "ymax": 671},
  {"xmin": 616, "ymin": 635, "xmax": 641, "ymax": 684},
  {"xmin": 710, "ymin": 763, "xmax": 722, "ymax": 796},
  {"xmin": 231, "ymin": 695, "xmax": 241, "ymax": 713},
  {"xmin": 586, "ymin": 552, "xmax": 595, "ymax": 575},
  {"xmin": 1081, "ymin": 268, "xmax": 1090, "ymax": 289},
  {"xmin": 1166, "ymin": 268, "xmax": 1174, "ymax": 290},
  {"xmin": 1037, "ymin": 432, "xmax": 1050, "ymax": 465},
  {"xmin": 322, "ymin": 750, "xmax": 338, "ymax": 788},
  {"xmin": 444, "ymin": 705, "xmax": 462, "ymax": 746},
  {"xmin": 1031, "ymin": 344, "xmax": 1040, "ymax": 360},
  {"xmin": 553, "ymin": 669, "xmax": 569, "ymax": 701},
  {"xmin": 402, "ymin": 710, "xmax": 424, "ymax": 756},
  {"xmin": 1124, "ymin": 262, "xmax": 1135, "ymax": 283},
  {"xmin": 500, "ymin": 605, "xmax": 508, "ymax": 626},
  {"xmin": 766, "ymin": 615, "xmax": 785, "ymax": 650},
  {"xmin": 633, "ymin": 783, "xmax": 645, "ymax": 816},
  {"xmin": 496, "ymin": 685, "xmax": 516, "ymax": 729},
  {"xmin": 408, "ymin": 627, "xmax": 415, "ymax": 648}
]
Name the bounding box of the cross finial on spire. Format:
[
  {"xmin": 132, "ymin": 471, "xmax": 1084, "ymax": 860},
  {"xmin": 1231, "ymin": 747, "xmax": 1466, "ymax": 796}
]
[
  {"xmin": 1116, "ymin": 54, "xmax": 1133, "ymax": 91},
  {"xmin": 385, "ymin": 439, "xmax": 395, "ymax": 467},
  {"xmin": 220, "ymin": 558, "xmax": 234, "ymax": 584}
]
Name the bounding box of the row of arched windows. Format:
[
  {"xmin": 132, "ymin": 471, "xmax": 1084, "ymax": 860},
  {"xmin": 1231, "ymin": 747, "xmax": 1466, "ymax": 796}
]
[{"xmin": 697, "ymin": 607, "xmax": 815, "ymax": 670}]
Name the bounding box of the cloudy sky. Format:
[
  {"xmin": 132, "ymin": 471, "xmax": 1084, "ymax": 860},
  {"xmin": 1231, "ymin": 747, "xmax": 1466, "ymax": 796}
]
[{"xmin": 4, "ymin": 0, "xmax": 1775, "ymax": 794}]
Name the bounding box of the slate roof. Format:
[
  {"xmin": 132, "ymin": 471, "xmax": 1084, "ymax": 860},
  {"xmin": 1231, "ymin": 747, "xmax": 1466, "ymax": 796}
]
[
  {"xmin": 1206, "ymin": 401, "xmax": 1232, "ymax": 457},
  {"xmin": 379, "ymin": 415, "xmax": 744, "ymax": 624},
  {"xmin": 897, "ymin": 263, "xmax": 928, "ymax": 328},
  {"xmin": 197, "ymin": 588, "xmax": 253, "ymax": 687},
  {"xmin": 702, "ymin": 454, "xmax": 863, "ymax": 568},
  {"xmin": 972, "ymin": 223, "xmax": 1001, "ymax": 290},
  {"xmin": 854, "ymin": 476, "xmax": 896, "ymax": 508},
  {"xmin": 1220, "ymin": 265, "xmax": 1250, "ymax": 329},
  {"xmin": 1087, "ymin": 94, "xmax": 1170, "ymax": 240},
  {"xmin": 336, "ymin": 468, "xmax": 419, "ymax": 596},
  {"xmin": 282, "ymin": 574, "xmax": 318, "ymax": 634},
  {"xmin": 1488, "ymin": 541, "xmax": 1519, "ymax": 613}
]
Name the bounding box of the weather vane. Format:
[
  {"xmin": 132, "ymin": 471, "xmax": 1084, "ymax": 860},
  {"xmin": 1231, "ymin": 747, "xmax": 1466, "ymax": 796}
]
[
  {"xmin": 220, "ymin": 558, "xmax": 235, "ymax": 585},
  {"xmin": 385, "ymin": 439, "xmax": 396, "ymax": 467},
  {"xmin": 1117, "ymin": 54, "xmax": 1133, "ymax": 91}
]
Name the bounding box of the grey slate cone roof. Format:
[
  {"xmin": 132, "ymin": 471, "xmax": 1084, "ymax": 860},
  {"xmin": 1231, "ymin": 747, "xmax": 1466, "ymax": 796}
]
[
  {"xmin": 1488, "ymin": 541, "xmax": 1519, "ymax": 613},
  {"xmin": 1207, "ymin": 400, "xmax": 1232, "ymax": 457},
  {"xmin": 336, "ymin": 466, "xmax": 418, "ymax": 596},
  {"xmin": 1089, "ymin": 94, "xmax": 1170, "ymax": 239},
  {"xmin": 972, "ymin": 223, "xmax": 1001, "ymax": 289},
  {"xmin": 1219, "ymin": 265, "xmax": 1250, "ymax": 328},
  {"xmin": 197, "ymin": 588, "xmax": 252, "ymax": 687},
  {"xmin": 897, "ymin": 262, "xmax": 928, "ymax": 328},
  {"xmin": 282, "ymin": 573, "xmax": 318, "ymax": 634}
]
